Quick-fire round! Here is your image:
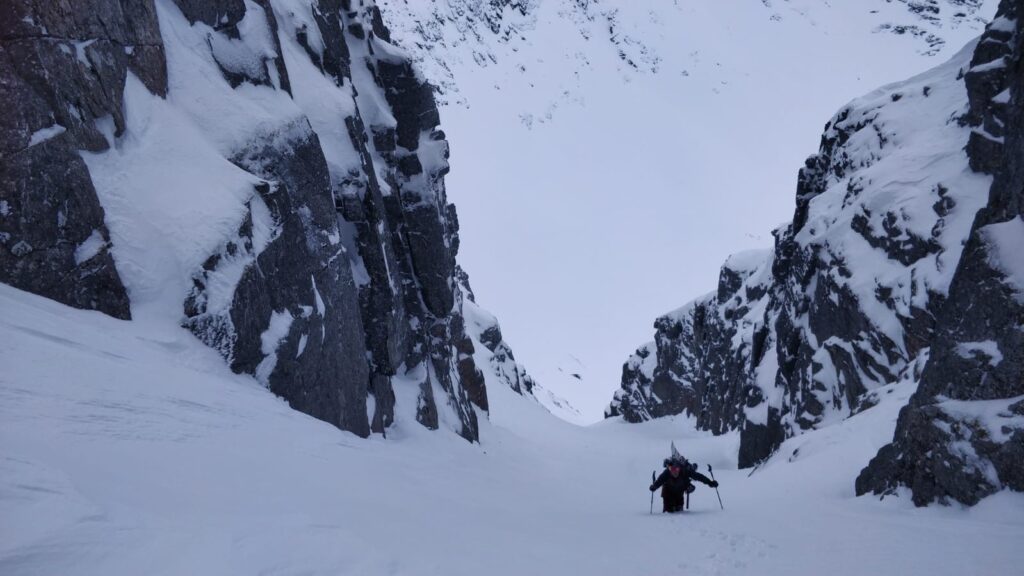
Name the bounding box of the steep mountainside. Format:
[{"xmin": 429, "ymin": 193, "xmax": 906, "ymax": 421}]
[
  {"xmin": 608, "ymin": 0, "xmax": 1023, "ymax": 505},
  {"xmin": 367, "ymin": 0, "xmax": 999, "ymax": 420},
  {"xmin": 858, "ymin": 0, "xmax": 1024, "ymax": 505},
  {"xmin": 0, "ymin": 0, "xmax": 536, "ymax": 441}
]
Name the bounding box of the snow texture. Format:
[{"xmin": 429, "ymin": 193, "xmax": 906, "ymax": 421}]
[
  {"xmin": 255, "ymin": 309, "xmax": 295, "ymax": 386},
  {"xmin": 73, "ymin": 230, "xmax": 106, "ymax": 266},
  {"xmin": 27, "ymin": 124, "xmax": 66, "ymax": 147},
  {"xmin": 0, "ymin": 283, "xmax": 1021, "ymax": 575},
  {"xmin": 982, "ymin": 216, "xmax": 1024, "ymax": 301}
]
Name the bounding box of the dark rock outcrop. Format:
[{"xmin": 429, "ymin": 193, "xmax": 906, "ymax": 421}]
[
  {"xmin": 0, "ymin": 0, "xmax": 169, "ymax": 319},
  {"xmin": 857, "ymin": 0, "xmax": 1024, "ymax": 506},
  {"xmin": 186, "ymin": 123, "xmax": 372, "ymax": 436},
  {"xmin": 607, "ymin": 251, "xmax": 770, "ymax": 435},
  {"xmin": 328, "ymin": 3, "xmax": 483, "ymax": 440},
  {"xmin": 460, "ymin": 282, "xmax": 537, "ymax": 402},
  {"xmin": 177, "ymin": 0, "xmax": 501, "ymax": 441}
]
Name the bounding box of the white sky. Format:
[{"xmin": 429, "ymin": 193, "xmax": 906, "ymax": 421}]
[{"xmin": 381, "ymin": 0, "xmax": 999, "ymax": 422}]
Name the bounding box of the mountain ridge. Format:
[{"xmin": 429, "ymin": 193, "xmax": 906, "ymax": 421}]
[{"xmin": 607, "ymin": 0, "xmax": 1023, "ymax": 506}]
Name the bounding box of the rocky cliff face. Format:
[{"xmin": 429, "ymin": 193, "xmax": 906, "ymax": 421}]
[
  {"xmin": 0, "ymin": 0, "xmax": 535, "ymax": 441},
  {"xmin": 609, "ymin": 3, "xmax": 1020, "ymax": 487},
  {"xmin": 0, "ymin": 0, "xmax": 167, "ymax": 320},
  {"xmin": 857, "ymin": 0, "xmax": 1024, "ymax": 505},
  {"xmin": 607, "ymin": 250, "xmax": 771, "ymax": 438}
]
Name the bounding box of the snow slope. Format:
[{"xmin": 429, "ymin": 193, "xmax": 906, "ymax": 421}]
[
  {"xmin": 372, "ymin": 0, "xmax": 1001, "ymax": 421},
  {"xmin": 2, "ymin": 283, "xmax": 1021, "ymax": 575}
]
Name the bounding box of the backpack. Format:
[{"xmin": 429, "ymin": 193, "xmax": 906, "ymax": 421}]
[{"xmin": 664, "ymin": 441, "xmax": 697, "ymax": 473}]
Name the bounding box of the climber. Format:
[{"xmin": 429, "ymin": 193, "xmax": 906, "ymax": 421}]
[{"xmin": 649, "ymin": 443, "xmax": 718, "ymax": 513}]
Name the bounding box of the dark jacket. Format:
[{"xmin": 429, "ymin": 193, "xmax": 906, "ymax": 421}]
[{"xmin": 651, "ymin": 467, "xmax": 715, "ymax": 511}]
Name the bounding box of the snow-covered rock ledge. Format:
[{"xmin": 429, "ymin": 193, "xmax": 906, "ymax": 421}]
[{"xmin": 857, "ymin": 0, "xmax": 1024, "ymax": 505}]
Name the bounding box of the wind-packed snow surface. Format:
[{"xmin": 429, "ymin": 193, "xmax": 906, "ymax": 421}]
[
  {"xmin": 1, "ymin": 284, "xmax": 1022, "ymax": 575},
  {"xmin": 373, "ymin": 0, "xmax": 1001, "ymax": 420}
]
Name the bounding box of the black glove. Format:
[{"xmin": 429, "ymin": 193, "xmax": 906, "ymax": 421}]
[
  {"xmin": 709, "ymin": 480, "xmax": 719, "ymax": 488},
  {"xmin": 649, "ymin": 484, "xmax": 656, "ymax": 492}
]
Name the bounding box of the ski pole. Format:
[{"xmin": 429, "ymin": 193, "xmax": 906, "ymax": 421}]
[
  {"xmin": 708, "ymin": 464, "xmax": 724, "ymax": 510},
  {"xmin": 650, "ymin": 470, "xmax": 655, "ymax": 514}
]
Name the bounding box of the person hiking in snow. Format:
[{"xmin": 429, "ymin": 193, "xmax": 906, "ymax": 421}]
[{"xmin": 649, "ymin": 445, "xmax": 717, "ymax": 513}]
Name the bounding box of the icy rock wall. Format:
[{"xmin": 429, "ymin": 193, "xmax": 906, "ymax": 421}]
[
  {"xmin": 609, "ymin": 5, "xmax": 1014, "ymax": 480},
  {"xmin": 857, "ymin": 0, "xmax": 1024, "ymax": 506},
  {"xmin": 0, "ymin": 0, "xmax": 168, "ymax": 319},
  {"xmin": 0, "ymin": 0, "xmax": 536, "ymax": 442}
]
